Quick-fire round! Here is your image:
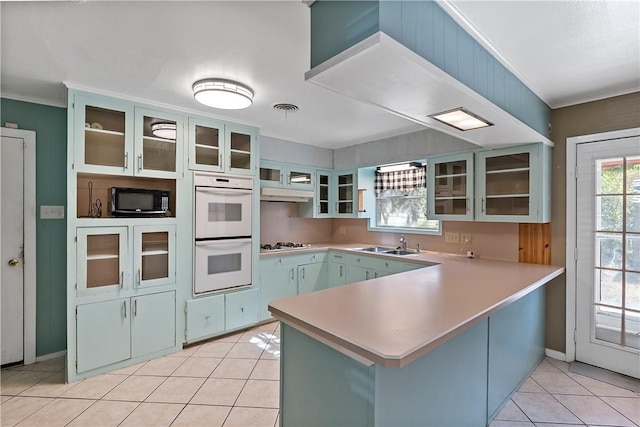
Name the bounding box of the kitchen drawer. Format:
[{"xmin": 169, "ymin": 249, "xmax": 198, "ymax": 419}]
[
  {"xmin": 185, "ymin": 294, "xmax": 225, "ymax": 342},
  {"xmin": 226, "ymin": 288, "xmax": 258, "ymax": 331}
]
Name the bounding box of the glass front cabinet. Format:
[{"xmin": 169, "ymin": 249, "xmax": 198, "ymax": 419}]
[
  {"xmin": 335, "ymin": 170, "xmax": 358, "ymax": 217},
  {"xmin": 475, "ymin": 144, "xmax": 551, "ymax": 223},
  {"xmin": 427, "ymin": 152, "xmax": 474, "ymax": 221},
  {"xmin": 76, "ymin": 225, "xmax": 176, "ymax": 296},
  {"xmin": 259, "ymin": 161, "xmax": 314, "ymax": 190},
  {"xmin": 73, "ymin": 94, "xmax": 183, "ymax": 178},
  {"xmin": 189, "ymin": 117, "xmax": 257, "ymax": 175}
]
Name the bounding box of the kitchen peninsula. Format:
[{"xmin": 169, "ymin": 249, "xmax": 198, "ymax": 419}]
[{"xmin": 268, "ymin": 247, "xmax": 564, "ymax": 426}]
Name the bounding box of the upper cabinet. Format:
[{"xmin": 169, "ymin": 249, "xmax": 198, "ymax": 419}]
[
  {"xmin": 475, "ymin": 144, "xmax": 551, "ymax": 223},
  {"xmin": 427, "ymin": 152, "xmax": 474, "ymax": 221},
  {"xmin": 73, "ymin": 94, "xmax": 183, "ymax": 179},
  {"xmin": 259, "ymin": 161, "xmax": 315, "ymax": 190},
  {"xmin": 334, "ymin": 170, "xmax": 358, "ymax": 217},
  {"xmin": 188, "ymin": 117, "xmax": 257, "ymax": 175}
]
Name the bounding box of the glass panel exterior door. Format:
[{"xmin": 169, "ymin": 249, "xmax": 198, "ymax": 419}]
[{"xmin": 576, "ymin": 137, "xmax": 640, "ymax": 379}]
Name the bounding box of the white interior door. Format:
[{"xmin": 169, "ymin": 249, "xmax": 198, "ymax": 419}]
[
  {"xmin": 1, "ymin": 135, "xmax": 25, "ymax": 365},
  {"xmin": 575, "ymin": 136, "xmax": 640, "ymax": 379}
]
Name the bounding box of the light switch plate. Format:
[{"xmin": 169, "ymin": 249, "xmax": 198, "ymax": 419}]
[
  {"xmin": 40, "ymin": 205, "xmax": 65, "ymax": 219},
  {"xmin": 461, "ymin": 233, "xmax": 472, "ymax": 243}
]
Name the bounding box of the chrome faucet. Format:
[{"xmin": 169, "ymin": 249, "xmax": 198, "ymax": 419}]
[
  {"xmin": 415, "ymin": 243, "xmax": 420, "ymax": 253},
  {"xmin": 399, "ymin": 235, "xmax": 407, "ymax": 251}
]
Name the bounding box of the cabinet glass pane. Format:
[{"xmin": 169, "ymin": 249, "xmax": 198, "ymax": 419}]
[
  {"xmin": 141, "ymin": 232, "xmax": 169, "ymax": 281},
  {"xmin": 260, "ymin": 167, "xmax": 282, "ymax": 183},
  {"xmin": 84, "ymin": 106, "xmax": 126, "ymax": 167},
  {"xmin": 143, "ymin": 116, "xmax": 176, "ymax": 172},
  {"xmin": 86, "ymin": 234, "xmax": 120, "ymax": 288},
  {"xmin": 230, "ymin": 132, "xmax": 251, "ymax": 152},
  {"xmin": 230, "ymin": 151, "xmax": 251, "ymax": 170},
  {"xmin": 339, "ymin": 185, "xmax": 353, "ymax": 200},
  {"xmin": 319, "ymin": 186, "xmax": 329, "ymax": 200},
  {"xmin": 319, "ymin": 201, "xmax": 329, "ymax": 214},
  {"xmin": 435, "ymin": 160, "xmax": 466, "ymax": 176},
  {"xmin": 338, "ymin": 202, "xmax": 353, "ymax": 214},
  {"xmin": 485, "ymin": 153, "xmax": 530, "ymax": 172},
  {"xmin": 485, "ymin": 197, "xmax": 529, "ymax": 215},
  {"xmin": 435, "ymin": 176, "xmax": 466, "ymax": 197},
  {"xmin": 290, "ymin": 171, "xmax": 312, "ymax": 185},
  {"xmin": 195, "ymin": 125, "xmax": 220, "ymax": 167},
  {"xmin": 435, "ymin": 198, "xmax": 467, "ymax": 215},
  {"xmin": 338, "ymin": 174, "xmax": 353, "ymax": 185},
  {"xmin": 320, "ymin": 175, "xmax": 329, "ymax": 185},
  {"xmin": 486, "ymin": 170, "xmax": 529, "ymax": 196}
]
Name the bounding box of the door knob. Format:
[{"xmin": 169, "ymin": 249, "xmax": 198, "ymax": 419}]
[{"xmin": 8, "ymin": 258, "xmax": 19, "ymax": 267}]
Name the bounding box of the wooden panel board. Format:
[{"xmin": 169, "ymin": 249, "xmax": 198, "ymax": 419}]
[{"xmin": 518, "ymin": 223, "xmax": 551, "ymax": 264}]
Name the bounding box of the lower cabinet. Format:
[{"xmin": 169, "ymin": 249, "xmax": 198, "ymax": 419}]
[
  {"xmin": 76, "ymin": 291, "xmax": 176, "ymax": 373},
  {"xmin": 259, "ymin": 257, "xmax": 298, "ymax": 320},
  {"xmin": 297, "ymin": 262, "xmax": 328, "ymax": 294},
  {"xmin": 327, "ymin": 252, "xmax": 347, "ymax": 287},
  {"xmin": 185, "ymin": 288, "xmax": 258, "ymax": 342}
]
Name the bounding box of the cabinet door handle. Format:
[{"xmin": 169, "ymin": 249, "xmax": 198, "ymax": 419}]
[
  {"xmin": 340, "ymin": 265, "xmax": 343, "ymax": 277},
  {"xmin": 137, "ymin": 269, "xmax": 141, "ymax": 286},
  {"xmin": 301, "ymin": 267, "xmax": 305, "ymax": 280},
  {"xmin": 365, "ymin": 270, "xmax": 369, "ymax": 280},
  {"xmin": 333, "ymin": 255, "xmax": 342, "ymax": 259},
  {"xmin": 290, "ymin": 268, "xmax": 294, "ymax": 280},
  {"xmin": 241, "ymin": 307, "xmax": 244, "ymax": 313},
  {"xmin": 124, "ymin": 152, "xmax": 129, "ymax": 170},
  {"xmin": 133, "ymin": 299, "xmax": 137, "ymax": 317},
  {"xmin": 374, "ymin": 272, "xmax": 378, "ymax": 278},
  {"xmin": 123, "ymin": 301, "xmax": 127, "ymax": 318},
  {"xmin": 311, "ymin": 255, "xmax": 316, "ymax": 261},
  {"xmin": 120, "ymin": 271, "xmax": 124, "ymax": 289},
  {"xmin": 218, "ymin": 154, "xmax": 222, "ymax": 167},
  {"xmin": 137, "ymin": 154, "xmax": 142, "ymax": 172},
  {"xmin": 481, "ymin": 197, "xmax": 485, "ymax": 213},
  {"xmin": 467, "ymin": 198, "xmax": 470, "ymax": 213}
]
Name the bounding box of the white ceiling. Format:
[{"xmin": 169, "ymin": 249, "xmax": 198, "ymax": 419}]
[{"xmin": 1, "ymin": 1, "xmax": 638, "ymax": 149}]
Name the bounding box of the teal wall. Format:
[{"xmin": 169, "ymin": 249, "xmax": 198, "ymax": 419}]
[
  {"xmin": 310, "ymin": 0, "xmax": 551, "ymax": 139},
  {"xmin": 1, "ymin": 98, "xmax": 68, "ymax": 356}
]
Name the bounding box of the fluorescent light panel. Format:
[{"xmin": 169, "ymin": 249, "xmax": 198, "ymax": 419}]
[
  {"xmin": 429, "ymin": 107, "xmax": 493, "ymax": 131},
  {"xmin": 377, "ymin": 162, "xmax": 422, "ymax": 173}
]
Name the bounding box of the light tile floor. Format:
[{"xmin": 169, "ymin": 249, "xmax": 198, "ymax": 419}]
[{"xmin": 1, "ymin": 321, "xmax": 638, "ymax": 426}]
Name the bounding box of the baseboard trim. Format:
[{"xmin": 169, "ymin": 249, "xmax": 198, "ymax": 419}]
[
  {"xmin": 545, "ymin": 348, "xmax": 566, "ymax": 361},
  {"xmin": 35, "ymin": 350, "xmax": 66, "ymax": 362}
]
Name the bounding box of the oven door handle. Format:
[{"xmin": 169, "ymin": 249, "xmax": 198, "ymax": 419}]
[
  {"xmin": 195, "ymin": 188, "xmax": 252, "ymax": 196},
  {"xmin": 195, "ymin": 238, "xmax": 252, "ymax": 247}
]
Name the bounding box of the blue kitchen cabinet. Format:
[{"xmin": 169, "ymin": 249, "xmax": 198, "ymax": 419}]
[
  {"xmin": 327, "ymin": 252, "xmax": 347, "ymax": 287},
  {"xmin": 131, "ymin": 291, "xmax": 176, "ymax": 358},
  {"xmin": 427, "ymin": 151, "xmax": 475, "ymax": 221},
  {"xmin": 225, "ymin": 288, "xmax": 258, "ymax": 331},
  {"xmin": 72, "ymin": 93, "xmax": 134, "ymax": 176},
  {"xmin": 76, "ymin": 290, "xmax": 175, "ymax": 374},
  {"xmin": 259, "ymin": 255, "xmax": 299, "ymax": 321},
  {"xmin": 259, "ymin": 160, "xmax": 315, "ymax": 190},
  {"xmin": 299, "ymin": 169, "xmax": 333, "ymax": 218},
  {"xmin": 76, "ymin": 298, "xmax": 131, "ymax": 373},
  {"xmin": 345, "ymin": 264, "xmax": 372, "ymax": 283},
  {"xmin": 133, "ymin": 225, "xmax": 176, "ymax": 289},
  {"xmin": 134, "ymin": 107, "xmax": 184, "ymax": 179},
  {"xmin": 475, "ymin": 143, "xmax": 551, "ymax": 223},
  {"xmin": 189, "ymin": 117, "xmax": 257, "ymax": 175},
  {"xmin": 335, "ymin": 169, "xmax": 358, "ymax": 217},
  {"xmin": 297, "ymin": 262, "xmax": 328, "ymax": 294},
  {"xmin": 185, "ymin": 294, "xmax": 225, "ymax": 342}
]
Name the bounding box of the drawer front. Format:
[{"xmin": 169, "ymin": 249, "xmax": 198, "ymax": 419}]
[
  {"xmin": 226, "ymin": 289, "xmax": 258, "ymax": 331},
  {"xmin": 186, "ymin": 294, "xmax": 225, "ymax": 341}
]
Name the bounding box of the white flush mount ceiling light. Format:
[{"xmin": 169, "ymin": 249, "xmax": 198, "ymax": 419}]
[
  {"xmin": 193, "ymin": 78, "xmax": 254, "ymax": 110},
  {"xmin": 151, "ymin": 122, "xmax": 177, "ymax": 140},
  {"xmin": 429, "ymin": 107, "xmax": 493, "ymax": 131}
]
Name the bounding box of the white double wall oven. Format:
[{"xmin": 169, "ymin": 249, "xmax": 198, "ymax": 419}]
[{"xmin": 194, "ymin": 172, "xmax": 253, "ymax": 295}]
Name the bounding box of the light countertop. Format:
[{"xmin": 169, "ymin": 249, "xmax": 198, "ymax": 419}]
[{"xmin": 267, "ymin": 243, "xmax": 564, "ymax": 368}]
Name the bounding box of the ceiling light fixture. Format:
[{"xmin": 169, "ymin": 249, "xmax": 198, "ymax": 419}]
[
  {"xmin": 151, "ymin": 122, "xmax": 177, "ymax": 140},
  {"xmin": 193, "ymin": 78, "xmax": 254, "ymax": 110},
  {"xmin": 429, "ymin": 107, "xmax": 493, "ymax": 131},
  {"xmin": 377, "ymin": 161, "xmax": 423, "ymax": 173}
]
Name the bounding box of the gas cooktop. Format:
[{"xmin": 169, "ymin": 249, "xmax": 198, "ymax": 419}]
[{"xmin": 260, "ymin": 242, "xmax": 310, "ymax": 252}]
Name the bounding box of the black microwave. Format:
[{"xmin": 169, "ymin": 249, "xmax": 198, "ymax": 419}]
[{"xmin": 110, "ymin": 187, "xmax": 170, "ymax": 217}]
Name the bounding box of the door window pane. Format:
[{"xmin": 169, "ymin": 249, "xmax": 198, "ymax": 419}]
[
  {"xmin": 626, "ymin": 235, "xmax": 640, "ymax": 271},
  {"xmin": 625, "ymin": 272, "xmax": 640, "ymax": 310},
  {"xmin": 594, "ymin": 306, "xmax": 622, "ymax": 345},
  {"xmin": 595, "ymin": 269, "xmax": 622, "ymax": 307},
  {"xmin": 595, "ymin": 233, "xmax": 623, "ymax": 269},
  {"xmin": 596, "ymin": 196, "xmax": 623, "ymax": 231},
  {"xmin": 596, "ymin": 158, "xmax": 623, "ymax": 194}
]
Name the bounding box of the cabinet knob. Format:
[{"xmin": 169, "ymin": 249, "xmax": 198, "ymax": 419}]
[
  {"xmin": 7, "ymin": 258, "xmax": 19, "ymax": 267},
  {"xmin": 205, "ymin": 315, "xmax": 211, "ymax": 320}
]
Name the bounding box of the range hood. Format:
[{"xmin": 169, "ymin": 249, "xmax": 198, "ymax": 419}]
[{"xmin": 260, "ymin": 187, "xmax": 314, "ymax": 202}]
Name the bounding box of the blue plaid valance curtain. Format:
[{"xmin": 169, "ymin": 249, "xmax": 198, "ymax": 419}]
[{"xmin": 374, "ymin": 166, "xmax": 427, "ymax": 195}]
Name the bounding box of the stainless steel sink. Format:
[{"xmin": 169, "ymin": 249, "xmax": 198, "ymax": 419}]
[
  {"xmin": 383, "ymin": 249, "xmax": 416, "ymax": 256},
  {"xmin": 358, "ymin": 247, "xmax": 394, "ymax": 253}
]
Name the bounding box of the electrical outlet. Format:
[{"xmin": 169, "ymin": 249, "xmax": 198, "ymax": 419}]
[
  {"xmin": 461, "ymin": 233, "xmax": 472, "ymax": 244},
  {"xmin": 40, "ymin": 205, "xmax": 64, "ymax": 219},
  {"xmin": 444, "ymin": 232, "xmax": 460, "ymax": 244}
]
